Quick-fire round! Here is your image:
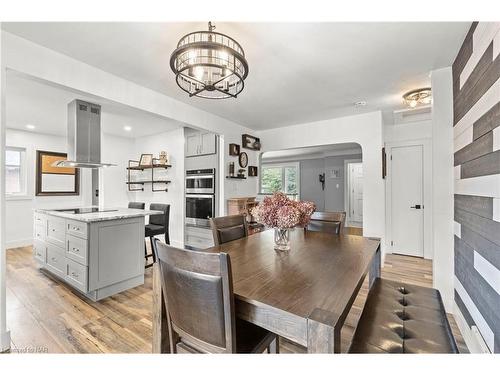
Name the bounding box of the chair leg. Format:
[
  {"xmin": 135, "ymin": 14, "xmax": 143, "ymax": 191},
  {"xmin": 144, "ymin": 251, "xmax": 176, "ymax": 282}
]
[
  {"xmin": 150, "ymin": 236, "xmax": 157, "ymax": 263},
  {"xmin": 267, "ymin": 337, "xmax": 279, "ymax": 354}
]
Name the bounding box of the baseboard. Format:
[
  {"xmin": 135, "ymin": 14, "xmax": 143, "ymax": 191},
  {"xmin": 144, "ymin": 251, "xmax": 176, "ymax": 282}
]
[
  {"xmin": 6, "ymin": 238, "xmax": 32, "ymax": 249},
  {"xmin": 453, "ymin": 301, "xmax": 480, "ymax": 353},
  {"xmin": 0, "ymin": 330, "xmax": 11, "ymax": 353}
]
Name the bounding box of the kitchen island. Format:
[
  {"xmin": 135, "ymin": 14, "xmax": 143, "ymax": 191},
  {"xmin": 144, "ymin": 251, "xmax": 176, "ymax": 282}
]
[{"xmin": 33, "ymin": 207, "xmax": 161, "ymax": 301}]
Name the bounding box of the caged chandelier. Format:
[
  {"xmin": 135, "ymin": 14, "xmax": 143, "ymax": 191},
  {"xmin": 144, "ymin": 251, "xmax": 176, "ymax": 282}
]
[{"xmin": 170, "ymin": 22, "xmax": 249, "ymax": 99}]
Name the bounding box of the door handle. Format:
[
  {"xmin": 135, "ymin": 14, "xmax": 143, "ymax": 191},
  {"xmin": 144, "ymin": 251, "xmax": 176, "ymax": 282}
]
[{"xmin": 410, "ymin": 204, "xmax": 422, "ymax": 209}]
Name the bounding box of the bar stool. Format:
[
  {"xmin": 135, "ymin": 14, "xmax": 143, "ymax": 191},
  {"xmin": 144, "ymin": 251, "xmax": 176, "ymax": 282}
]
[
  {"xmin": 128, "ymin": 201, "xmax": 145, "ymax": 210},
  {"xmin": 145, "ymin": 203, "xmax": 170, "ymax": 268}
]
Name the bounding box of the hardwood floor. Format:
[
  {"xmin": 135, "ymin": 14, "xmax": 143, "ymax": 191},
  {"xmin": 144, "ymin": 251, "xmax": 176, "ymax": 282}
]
[{"xmin": 5, "ymin": 245, "xmax": 468, "ymax": 354}]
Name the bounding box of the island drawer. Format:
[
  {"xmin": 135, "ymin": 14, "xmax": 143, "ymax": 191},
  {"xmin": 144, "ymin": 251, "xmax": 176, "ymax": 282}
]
[
  {"xmin": 47, "ymin": 216, "xmax": 66, "ymax": 248},
  {"xmin": 34, "ymin": 224, "xmax": 46, "ymax": 242},
  {"xmin": 46, "ymin": 243, "xmax": 66, "ymax": 278},
  {"xmin": 66, "ymin": 234, "xmax": 88, "ymax": 266},
  {"xmin": 65, "ymin": 258, "xmax": 88, "ymax": 293},
  {"xmin": 34, "ymin": 213, "xmax": 47, "ymax": 227},
  {"xmin": 66, "ymin": 219, "xmax": 88, "ymax": 239},
  {"xmin": 33, "ymin": 239, "xmax": 47, "ymax": 264}
]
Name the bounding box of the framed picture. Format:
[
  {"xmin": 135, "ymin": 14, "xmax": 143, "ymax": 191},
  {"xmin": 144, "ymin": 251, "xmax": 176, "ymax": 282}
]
[
  {"xmin": 229, "ymin": 143, "xmax": 240, "ymax": 156},
  {"xmin": 139, "ymin": 153, "xmax": 153, "ymax": 167},
  {"xmin": 242, "ymin": 134, "xmax": 261, "ymax": 151},
  {"xmin": 36, "ymin": 150, "xmax": 79, "ymax": 196},
  {"xmin": 248, "ymin": 166, "xmax": 258, "ymax": 177}
]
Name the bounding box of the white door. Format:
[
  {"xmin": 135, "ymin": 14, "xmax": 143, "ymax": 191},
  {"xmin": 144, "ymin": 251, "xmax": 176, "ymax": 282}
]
[
  {"xmin": 348, "ymin": 163, "xmax": 363, "ymax": 224},
  {"xmin": 391, "ymin": 145, "xmax": 424, "ymax": 257}
]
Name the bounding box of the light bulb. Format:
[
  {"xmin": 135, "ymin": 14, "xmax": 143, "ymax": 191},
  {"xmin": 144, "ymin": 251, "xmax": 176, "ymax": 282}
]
[
  {"xmin": 408, "ymin": 99, "xmax": 418, "ymax": 108},
  {"xmin": 422, "ymin": 96, "xmax": 432, "ymax": 104},
  {"xmin": 219, "ymin": 51, "xmax": 228, "ymax": 65},
  {"xmin": 194, "ymin": 66, "xmax": 204, "ymax": 81},
  {"xmin": 188, "ymin": 50, "xmax": 197, "ymax": 65}
]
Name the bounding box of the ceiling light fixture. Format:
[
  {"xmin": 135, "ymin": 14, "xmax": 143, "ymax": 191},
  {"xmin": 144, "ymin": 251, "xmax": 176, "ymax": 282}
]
[
  {"xmin": 170, "ymin": 22, "xmax": 249, "ymax": 99},
  {"xmin": 123, "ymin": 125, "xmax": 132, "ymax": 132},
  {"xmin": 26, "ymin": 124, "xmax": 36, "ymax": 130},
  {"xmin": 403, "ymin": 88, "xmax": 432, "ymax": 108}
]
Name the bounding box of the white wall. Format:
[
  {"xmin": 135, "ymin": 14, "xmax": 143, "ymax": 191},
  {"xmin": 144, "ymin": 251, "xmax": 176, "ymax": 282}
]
[
  {"xmin": 431, "ymin": 67, "xmax": 455, "ymax": 311},
  {"xmin": 132, "ymin": 128, "xmax": 185, "ymax": 248},
  {"xmin": 257, "ymin": 111, "xmax": 385, "ymax": 250},
  {"xmin": 5, "ymin": 129, "xmax": 90, "ymax": 248}
]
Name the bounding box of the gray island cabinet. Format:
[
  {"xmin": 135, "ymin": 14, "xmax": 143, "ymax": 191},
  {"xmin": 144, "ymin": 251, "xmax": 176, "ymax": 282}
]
[{"xmin": 33, "ymin": 208, "xmax": 161, "ymax": 301}]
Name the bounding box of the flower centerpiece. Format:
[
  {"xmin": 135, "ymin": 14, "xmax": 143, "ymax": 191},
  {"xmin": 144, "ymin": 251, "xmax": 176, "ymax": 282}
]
[{"xmin": 251, "ymin": 192, "xmax": 316, "ymax": 251}]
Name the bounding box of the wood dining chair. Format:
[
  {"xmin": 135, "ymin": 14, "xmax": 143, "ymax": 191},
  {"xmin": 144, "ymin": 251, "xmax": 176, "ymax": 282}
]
[
  {"xmin": 209, "ymin": 214, "xmax": 249, "ymax": 245},
  {"xmin": 152, "ymin": 239, "xmax": 278, "ymax": 354},
  {"xmin": 306, "ymin": 211, "xmax": 346, "ymax": 235}
]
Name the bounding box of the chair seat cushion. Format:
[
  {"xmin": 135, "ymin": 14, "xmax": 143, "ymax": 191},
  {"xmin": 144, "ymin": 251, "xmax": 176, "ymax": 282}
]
[
  {"xmin": 235, "ymin": 319, "xmax": 275, "ymax": 353},
  {"xmin": 145, "ymin": 223, "xmax": 164, "ymax": 237},
  {"xmin": 348, "ymin": 278, "xmax": 458, "ymax": 354}
]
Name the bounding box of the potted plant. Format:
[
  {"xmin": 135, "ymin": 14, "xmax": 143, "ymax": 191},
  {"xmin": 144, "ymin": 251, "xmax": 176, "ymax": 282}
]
[{"xmin": 251, "ymin": 192, "xmax": 315, "ymax": 251}]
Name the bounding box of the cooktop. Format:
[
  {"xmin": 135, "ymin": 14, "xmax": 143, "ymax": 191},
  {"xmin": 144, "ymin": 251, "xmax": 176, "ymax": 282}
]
[{"xmin": 54, "ymin": 208, "xmax": 118, "ymax": 215}]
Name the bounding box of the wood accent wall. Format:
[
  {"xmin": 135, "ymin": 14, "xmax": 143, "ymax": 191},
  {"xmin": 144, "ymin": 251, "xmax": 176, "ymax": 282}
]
[{"xmin": 452, "ymin": 22, "xmax": 500, "ymax": 353}]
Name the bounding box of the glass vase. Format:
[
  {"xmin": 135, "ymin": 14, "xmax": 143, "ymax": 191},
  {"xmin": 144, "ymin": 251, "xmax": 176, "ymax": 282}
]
[{"xmin": 274, "ymin": 228, "xmax": 291, "ymax": 252}]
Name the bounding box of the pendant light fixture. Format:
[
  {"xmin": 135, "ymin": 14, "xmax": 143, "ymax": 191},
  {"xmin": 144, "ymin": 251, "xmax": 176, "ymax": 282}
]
[{"xmin": 170, "ymin": 22, "xmax": 249, "ymax": 99}]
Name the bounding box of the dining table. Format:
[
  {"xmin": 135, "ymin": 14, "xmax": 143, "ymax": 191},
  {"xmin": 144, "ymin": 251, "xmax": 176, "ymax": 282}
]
[{"xmin": 152, "ymin": 228, "xmax": 381, "ymax": 353}]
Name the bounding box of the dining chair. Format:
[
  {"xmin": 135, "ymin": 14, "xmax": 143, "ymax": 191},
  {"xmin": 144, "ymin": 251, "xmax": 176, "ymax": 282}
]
[
  {"xmin": 144, "ymin": 203, "xmax": 170, "ymax": 268},
  {"xmin": 306, "ymin": 211, "xmax": 346, "ymax": 235},
  {"xmin": 152, "ymin": 239, "xmax": 279, "ymax": 354},
  {"xmin": 128, "ymin": 201, "xmax": 145, "ymax": 210},
  {"xmin": 209, "ymin": 214, "xmax": 249, "ymax": 246}
]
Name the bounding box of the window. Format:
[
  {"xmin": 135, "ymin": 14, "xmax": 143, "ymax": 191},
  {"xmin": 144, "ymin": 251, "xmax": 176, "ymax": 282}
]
[
  {"xmin": 260, "ymin": 163, "xmax": 299, "ymax": 197},
  {"xmin": 5, "ymin": 147, "xmax": 27, "ymax": 196}
]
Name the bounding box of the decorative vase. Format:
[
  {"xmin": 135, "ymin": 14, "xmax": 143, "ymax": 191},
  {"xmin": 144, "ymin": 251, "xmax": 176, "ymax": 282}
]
[{"xmin": 274, "ymin": 228, "xmax": 291, "ymax": 252}]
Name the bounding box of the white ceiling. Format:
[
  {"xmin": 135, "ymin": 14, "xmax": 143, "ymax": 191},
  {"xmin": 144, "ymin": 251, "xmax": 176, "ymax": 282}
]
[
  {"xmin": 262, "ymin": 143, "xmax": 362, "ymax": 161},
  {"xmin": 6, "ymin": 72, "xmax": 182, "ymax": 138},
  {"xmin": 2, "ymin": 22, "xmax": 470, "ymax": 130}
]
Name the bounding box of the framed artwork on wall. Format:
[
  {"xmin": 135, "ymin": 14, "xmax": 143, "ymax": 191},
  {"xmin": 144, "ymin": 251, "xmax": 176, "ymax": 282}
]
[
  {"xmin": 35, "ymin": 150, "xmax": 79, "ymax": 196},
  {"xmin": 229, "ymin": 143, "xmax": 240, "ymax": 156}
]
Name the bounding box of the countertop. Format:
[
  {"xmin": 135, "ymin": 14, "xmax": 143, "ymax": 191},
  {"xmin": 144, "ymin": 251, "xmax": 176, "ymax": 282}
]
[{"xmin": 35, "ymin": 207, "xmax": 163, "ymax": 223}]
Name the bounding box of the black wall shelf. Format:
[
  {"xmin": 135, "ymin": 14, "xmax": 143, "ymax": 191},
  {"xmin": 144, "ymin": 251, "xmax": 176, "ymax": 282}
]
[
  {"xmin": 226, "ymin": 176, "xmax": 247, "ymax": 180},
  {"xmin": 127, "ymin": 159, "xmax": 172, "ymax": 192}
]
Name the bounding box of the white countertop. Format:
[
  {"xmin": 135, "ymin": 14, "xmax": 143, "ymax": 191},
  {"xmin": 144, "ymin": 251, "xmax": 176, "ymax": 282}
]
[{"xmin": 35, "ymin": 207, "xmax": 163, "ymax": 223}]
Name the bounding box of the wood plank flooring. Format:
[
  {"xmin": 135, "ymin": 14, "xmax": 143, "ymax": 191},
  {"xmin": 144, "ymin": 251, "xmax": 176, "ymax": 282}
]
[{"xmin": 5, "ymin": 244, "xmax": 468, "ymax": 354}]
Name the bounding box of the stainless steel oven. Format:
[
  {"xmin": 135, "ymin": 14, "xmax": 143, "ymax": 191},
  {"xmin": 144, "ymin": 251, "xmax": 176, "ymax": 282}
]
[
  {"xmin": 185, "ymin": 194, "xmax": 215, "ymax": 227},
  {"xmin": 185, "ymin": 168, "xmax": 215, "ymax": 194}
]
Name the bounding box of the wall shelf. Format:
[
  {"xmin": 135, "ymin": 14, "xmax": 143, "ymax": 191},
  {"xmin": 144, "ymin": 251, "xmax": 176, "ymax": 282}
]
[
  {"xmin": 127, "ymin": 159, "xmax": 172, "ymax": 192},
  {"xmin": 226, "ymin": 176, "xmax": 247, "ymax": 180}
]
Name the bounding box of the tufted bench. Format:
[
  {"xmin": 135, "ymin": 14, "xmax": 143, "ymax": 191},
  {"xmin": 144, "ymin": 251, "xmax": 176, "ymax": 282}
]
[{"xmin": 348, "ymin": 278, "xmax": 459, "ymax": 353}]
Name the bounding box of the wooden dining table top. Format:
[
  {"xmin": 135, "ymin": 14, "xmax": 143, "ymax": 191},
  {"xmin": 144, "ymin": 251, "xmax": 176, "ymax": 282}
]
[{"xmin": 204, "ymin": 229, "xmax": 381, "ymax": 320}]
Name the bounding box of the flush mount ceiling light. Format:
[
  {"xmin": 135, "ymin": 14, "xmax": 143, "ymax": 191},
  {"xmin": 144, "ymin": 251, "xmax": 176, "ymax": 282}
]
[
  {"xmin": 403, "ymin": 87, "xmax": 432, "ymax": 108},
  {"xmin": 170, "ymin": 22, "xmax": 249, "ymax": 99}
]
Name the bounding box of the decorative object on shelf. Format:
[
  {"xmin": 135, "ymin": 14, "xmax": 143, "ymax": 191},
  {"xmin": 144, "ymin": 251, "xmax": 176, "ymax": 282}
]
[
  {"xmin": 242, "ymin": 134, "xmax": 261, "ymax": 150},
  {"xmin": 127, "ymin": 159, "xmax": 171, "ymax": 192},
  {"xmin": 36, "ymin": 150, "xmax": 79, "ymax": 196},
  {"xmin": 229, "ymin": 143, "xmax": 240, "ymax": 156},
  {"xmin": 229, "ymin": 161, "xmax": 235, "ymax": 177},
  {"xmin": 319, "ymin": 173, "xmax": 325, "ymax": 190},
  {"xmin": 157, "ymin": 151, "xmax": 168, "ymax": 165},
  {"xmin": 238, "ymin": 151, "xmax": 248, "ymax": 168},
  {"xmin": 248, "ymin": 166, "xmax": 258, "ymax": 177},
  {"xmin": 403, "ymin": 87, "xmax": 432, "ymax": 108},
  {"xmin": 329, "ymin": 168, "xmax": 341, "ymax": 179},
  {"xmin": 170, "ymin": 21, "xmax": 249, "ymax": 99},
  {"xmin": 251, "ymin": 192, "xmax": 315, "ymax": 252},
  {"xmin": 139, "ymin": 153, "xmax": 153, "ymax": 167},
  {"xmin": 382, "ymin": 147, "xmax": 387, "ymax": 179},
  {"xmin": 237, "ymin": 168, "xmax": 246, "ymax": 178}
]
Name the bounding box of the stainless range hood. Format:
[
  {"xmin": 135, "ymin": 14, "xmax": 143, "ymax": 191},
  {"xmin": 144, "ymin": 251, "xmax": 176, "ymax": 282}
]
[{"xmin": 54, "ymin": 99, "xmax": 115, "ymax": 169}]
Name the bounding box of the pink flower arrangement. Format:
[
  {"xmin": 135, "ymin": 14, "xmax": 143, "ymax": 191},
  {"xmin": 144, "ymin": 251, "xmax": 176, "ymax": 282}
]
[{"xmin": 251, "ymin": 192, "xmax": 316, "ymax": 229}]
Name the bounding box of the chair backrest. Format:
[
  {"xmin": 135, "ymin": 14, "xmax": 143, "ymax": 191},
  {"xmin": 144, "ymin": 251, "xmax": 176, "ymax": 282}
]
[
  {"xmin": 154, "ymin": 239, "xmax": 236, "ymax": 353},
  {"xmin": 149, "ymin": 203, "xmax": 170, "ymax": 226},
  {"xmin": 306, "ymin": 211, "xmax": 346, "ymax": 235},
  {"xmin": 209, "ymin": 214, "xmax": 249, "ymax": 246},
  {"xmin": 128, "ymin": 201, "xmax": 145, "ymax": 209}
]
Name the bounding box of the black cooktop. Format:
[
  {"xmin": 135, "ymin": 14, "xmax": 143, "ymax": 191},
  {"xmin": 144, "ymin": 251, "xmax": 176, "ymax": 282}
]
[{"xmin": 54, "ymin": 208, "xmax": 118, "ymax": 215}]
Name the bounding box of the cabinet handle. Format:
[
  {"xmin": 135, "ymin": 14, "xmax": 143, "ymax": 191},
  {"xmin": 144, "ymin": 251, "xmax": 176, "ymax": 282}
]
[
  {"xmin": 51, "ymin": 229, "xmax": 56, "ymax": 232},
  {"xmin": 72, "ymin": 247, "xmax": 80, "ymax": 253},
  {"xmin": 71, "ymin": 272, "xmax": 78, "ymax": 277},
  {"xmin": 51, "ymin": 257, "xmax": 57, "ymax": 262},
  {"xmin": 73, "ymin": 226, "xmax": 80, "ymax": 231}
]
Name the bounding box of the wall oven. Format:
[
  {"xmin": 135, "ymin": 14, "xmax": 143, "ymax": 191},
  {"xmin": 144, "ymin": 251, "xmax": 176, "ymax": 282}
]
[
  {"xmin": 185, "ymin": 194, "xmax": 215, "ymax": 227},
  {"xmin": 185, "ymin": 168, "xmax": 215, "ymax": 194}
]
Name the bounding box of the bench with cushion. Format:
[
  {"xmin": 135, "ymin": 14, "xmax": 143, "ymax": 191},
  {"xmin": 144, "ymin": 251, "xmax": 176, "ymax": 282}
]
[{"xmin": 348, "ymin": 278, "xmax": 459, "ymax": 354}]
